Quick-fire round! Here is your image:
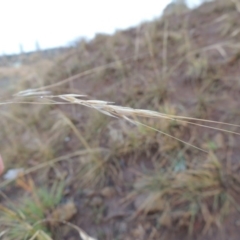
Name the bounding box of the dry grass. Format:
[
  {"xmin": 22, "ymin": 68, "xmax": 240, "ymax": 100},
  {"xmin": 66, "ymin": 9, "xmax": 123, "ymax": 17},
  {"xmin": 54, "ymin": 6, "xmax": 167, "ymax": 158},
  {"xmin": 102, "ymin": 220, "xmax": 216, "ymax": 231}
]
[
  {"xmin": 0, "ymin": 180, "xmax": 64, "ymax": 240},
  {"xmin": 1, "ymin": 1, "xmax": 240, "ymax": 239},
  {"xmin": 131, "ymin": 152, "xmax": 238, "ymax": 235}
]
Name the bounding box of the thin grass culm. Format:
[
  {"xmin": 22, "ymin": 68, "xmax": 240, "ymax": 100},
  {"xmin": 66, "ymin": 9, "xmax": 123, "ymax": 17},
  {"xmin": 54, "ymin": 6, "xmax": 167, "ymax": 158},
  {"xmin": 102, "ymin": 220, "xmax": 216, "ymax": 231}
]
[{"xmin": 5, "ymin": 90, "xmax": 240, "ymax": 154}]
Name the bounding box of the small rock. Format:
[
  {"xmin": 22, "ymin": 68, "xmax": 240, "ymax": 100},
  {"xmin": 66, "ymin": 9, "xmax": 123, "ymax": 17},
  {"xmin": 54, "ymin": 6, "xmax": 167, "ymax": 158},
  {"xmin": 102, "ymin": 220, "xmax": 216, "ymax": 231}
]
[
  {"xmin": 100, "ymin": 187, "xmax": 115, "ymax": 198},
  {"xmin": 89, "ymin": 196, "xmax": 103, "ymax": 207},
  {"xmin": 108, "ymin": 127, "xmax": 124, "ymax": 144},
  {"xmin": 64, "ymin": 136, "xmax": 70, "ymax": 142},
  {"xmin": 3, "ymin": 168, "xmax": 24, "ymax": 180}
]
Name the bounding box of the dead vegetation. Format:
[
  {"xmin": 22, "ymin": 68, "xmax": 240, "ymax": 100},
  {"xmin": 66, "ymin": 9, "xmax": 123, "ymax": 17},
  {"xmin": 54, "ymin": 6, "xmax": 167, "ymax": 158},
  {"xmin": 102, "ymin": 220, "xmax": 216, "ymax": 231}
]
[
  {"xmin": 1, "ymin": 0, "xmax": 240, "ymax": 239},
  {"xmin": 132, "ymin": 153, "xmax": 239, "ymax": 234}
]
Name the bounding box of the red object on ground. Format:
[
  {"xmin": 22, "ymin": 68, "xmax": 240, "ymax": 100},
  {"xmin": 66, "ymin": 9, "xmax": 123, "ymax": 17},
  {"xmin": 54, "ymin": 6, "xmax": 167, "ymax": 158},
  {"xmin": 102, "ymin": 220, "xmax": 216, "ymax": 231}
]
[{"xmin": 0, "ymin": 154, "xmax": 4, "ymax": 176}]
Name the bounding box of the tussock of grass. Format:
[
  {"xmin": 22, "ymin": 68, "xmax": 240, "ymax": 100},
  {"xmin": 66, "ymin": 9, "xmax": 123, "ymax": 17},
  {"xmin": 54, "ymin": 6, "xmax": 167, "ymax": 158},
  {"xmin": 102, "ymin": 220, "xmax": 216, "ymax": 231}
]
[
  {"xmin": 0, "ymin": 181, "xmax": 64, "ymax": 240},
  {"xmin": 132, "ymin": 153, "xmax": 237, "ymax": 235}
]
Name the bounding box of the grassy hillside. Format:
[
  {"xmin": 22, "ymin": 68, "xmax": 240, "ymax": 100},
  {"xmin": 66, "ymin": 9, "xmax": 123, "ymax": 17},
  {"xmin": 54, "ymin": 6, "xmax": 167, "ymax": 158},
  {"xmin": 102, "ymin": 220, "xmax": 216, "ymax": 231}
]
[{"xmin": 1, "ymin": 0, "xmax": 240, "ymax": 239}]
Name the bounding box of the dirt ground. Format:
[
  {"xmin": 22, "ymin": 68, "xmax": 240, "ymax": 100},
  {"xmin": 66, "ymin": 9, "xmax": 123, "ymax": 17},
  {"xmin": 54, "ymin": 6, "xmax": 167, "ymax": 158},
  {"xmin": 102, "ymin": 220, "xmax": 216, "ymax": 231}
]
[{"xmin": 1, "ymin": 1, "xmax": 240, "ymax": 240}]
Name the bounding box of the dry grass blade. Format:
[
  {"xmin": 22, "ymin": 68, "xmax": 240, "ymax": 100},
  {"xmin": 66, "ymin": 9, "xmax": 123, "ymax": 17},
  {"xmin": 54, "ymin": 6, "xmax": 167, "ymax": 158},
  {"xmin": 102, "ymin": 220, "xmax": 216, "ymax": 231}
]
[
  {"xmin": 0, "ymin": 148, "xmax": 107, "ymax": 189},
  {"xmin": 57, "ymin": 95, "xmax": 240, "ymax": 129},
  {"xmin": 14, "ymin": 90, "xmax": 52, "ymax": 97},
  {"xmin": 0, "ymin": 230, "xmax": 8, "ymax": 237},
  {"xmin": 77, "ymin": 229, "xmax": 97, "ymax": 240},
  {"xmin": 61, "ymin": 221, "xmax": 97, "ymax": 240},
  {"xmin": 9, "ymin": 92, "xmax": 240, "ymax": 154},
  {"xmin": 147, "ymin": 114, "xmax": 240, "ymax": 136},
  {"xmin": 4, "ymin": 92, "xmax": 240, "ymax": 128},
  {"xmin": 32, "ymin": 220, "xmax": 97, "ymax": 240},
  {"xmin": 60, "ymin": 221, "xmax": 97, "ymax": 240},
  {"xmin": 28, "ymin": 230, "xmax": 53, "ymax": 240},
  {"xmin": 125, "ymin": 117, "xmax": 208, "ymax": 153}
]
